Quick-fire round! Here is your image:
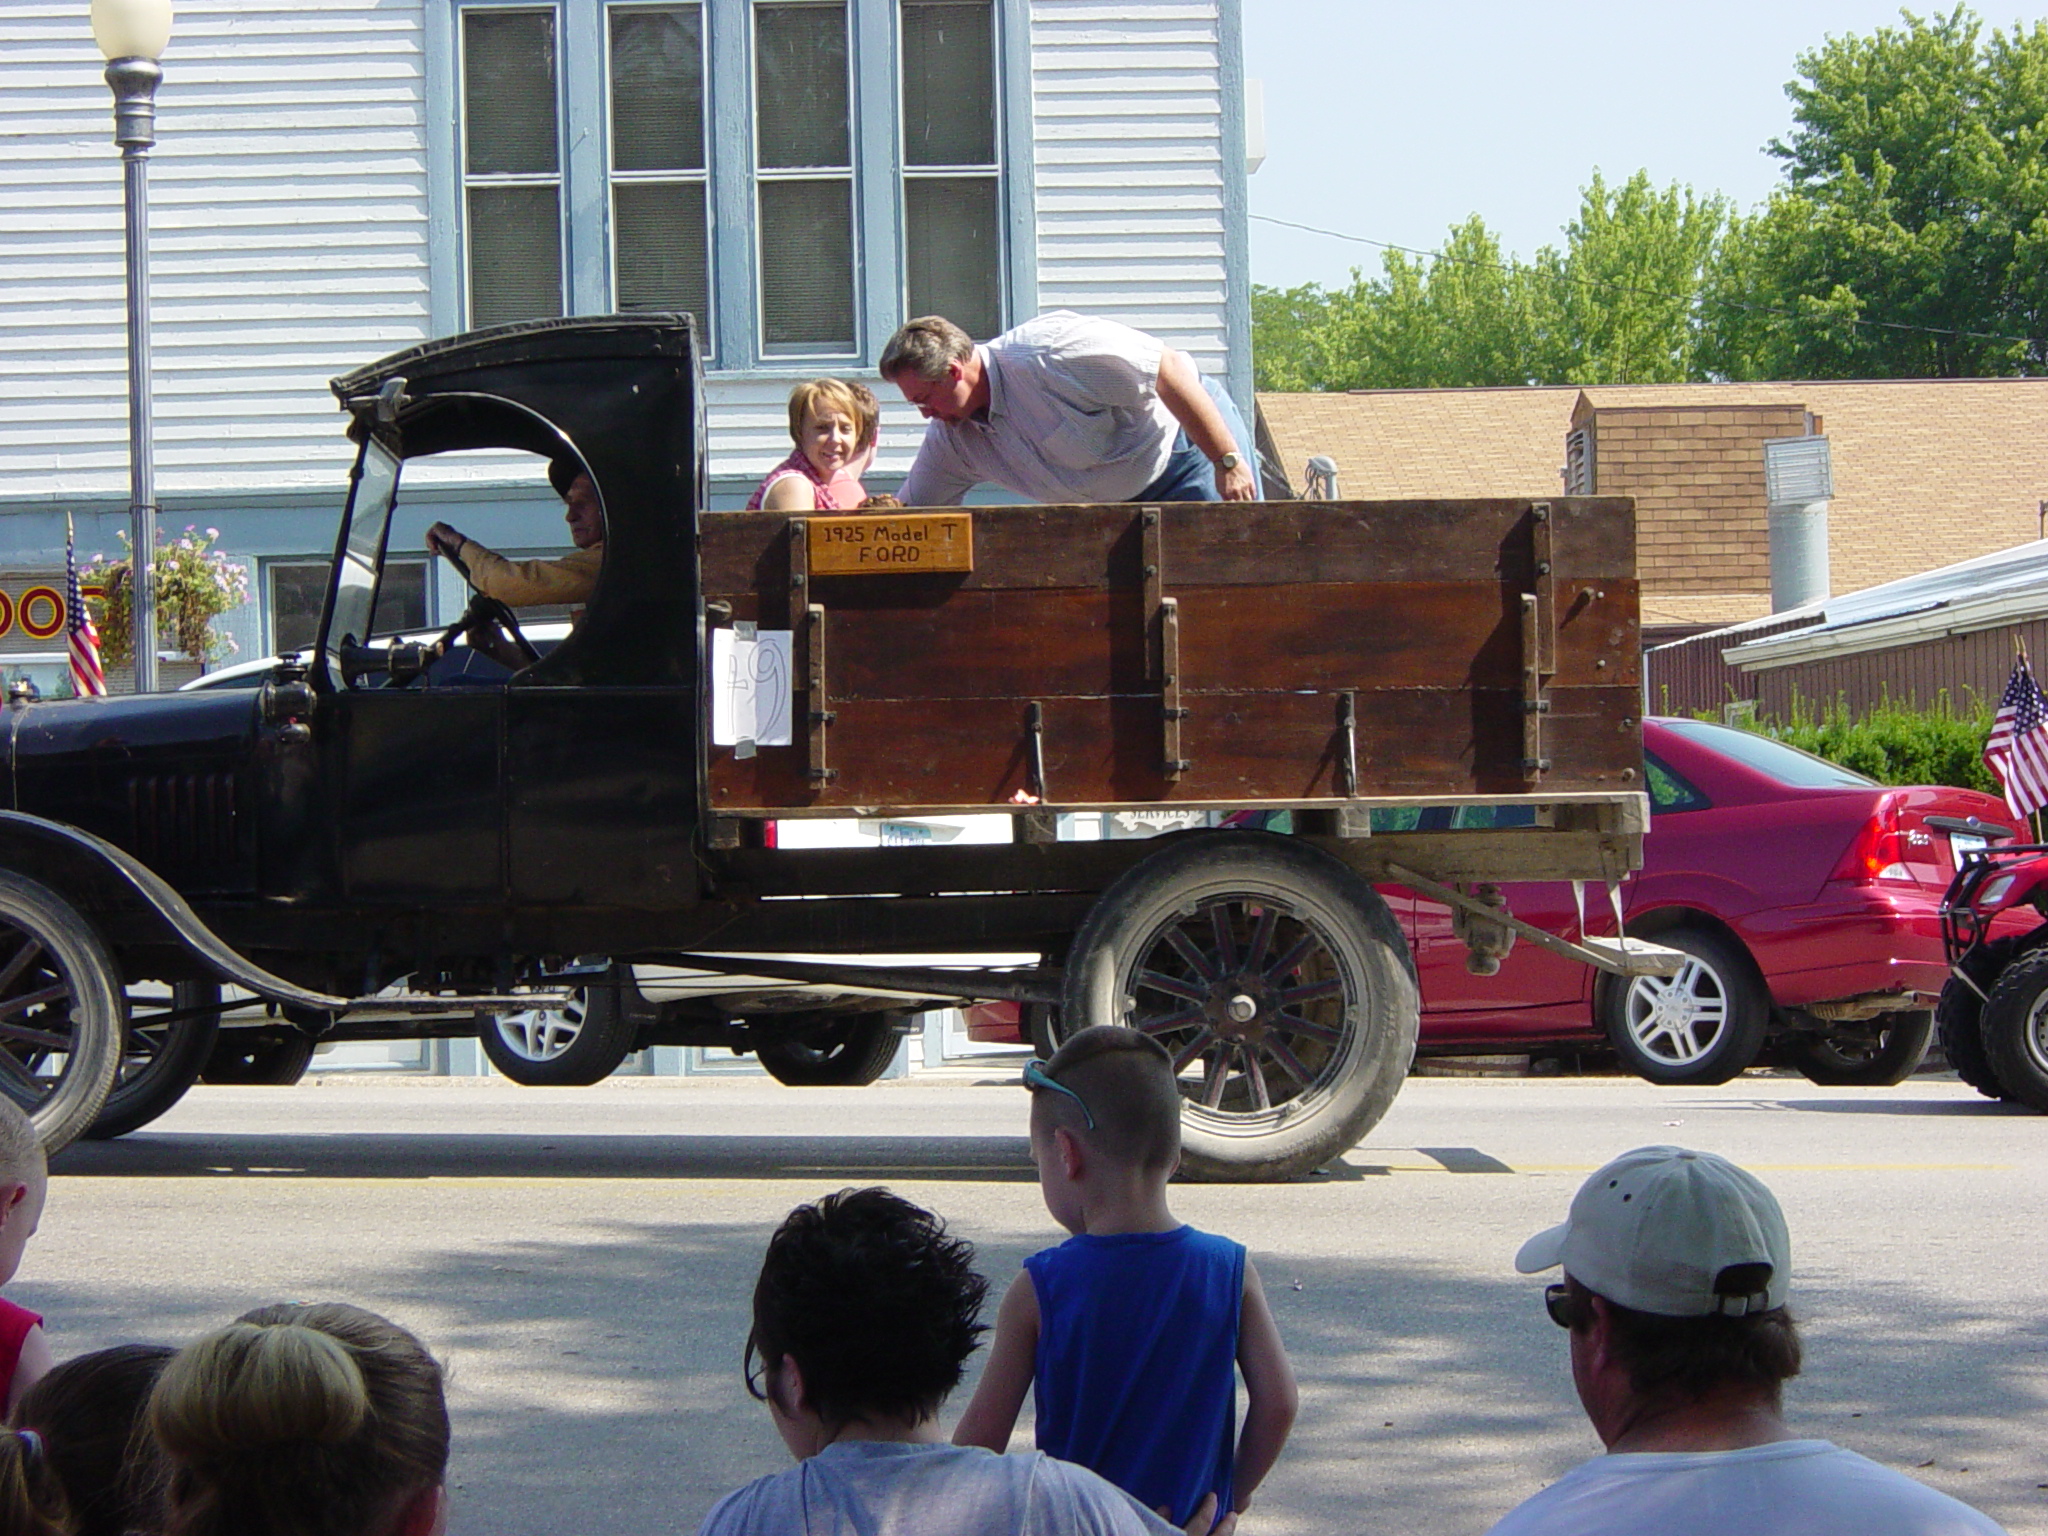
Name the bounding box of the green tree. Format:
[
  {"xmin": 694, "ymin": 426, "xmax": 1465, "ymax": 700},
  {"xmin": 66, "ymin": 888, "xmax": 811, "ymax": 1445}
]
[
  {"xmin": 1251, "ymin": 175, "xmax": 1721, "ymax": 391},
  {"xmin": 1532, "ymin": 171, "xmax": 1725, "ymax": 384},
  {"xmin": 1701, "ymin": 6, "xmax": 2048, "ymax": 378}
]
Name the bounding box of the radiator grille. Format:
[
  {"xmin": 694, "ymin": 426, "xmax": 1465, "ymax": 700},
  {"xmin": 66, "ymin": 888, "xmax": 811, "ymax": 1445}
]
[{"xmin": 129, "ymin": 772, "xmax": 241, "ymax": 871}]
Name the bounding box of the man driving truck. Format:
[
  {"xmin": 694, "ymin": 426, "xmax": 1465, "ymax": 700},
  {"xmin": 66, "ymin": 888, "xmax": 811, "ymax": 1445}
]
[{"xmin": 426, "ymin": 456, "xmax": 604, "ymax": 608}]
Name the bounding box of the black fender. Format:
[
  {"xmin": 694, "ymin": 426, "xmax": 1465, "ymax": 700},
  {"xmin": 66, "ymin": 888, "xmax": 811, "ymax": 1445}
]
[{"xmin": 0, "ymin": 811, "xmax": 349, "ymax": 1012}]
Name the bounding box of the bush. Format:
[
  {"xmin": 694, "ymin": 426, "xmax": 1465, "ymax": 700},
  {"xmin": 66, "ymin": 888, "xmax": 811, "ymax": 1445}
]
[{"xmin": 1721, "ymin": 691, "xmax": 1997, "ymax": 793}]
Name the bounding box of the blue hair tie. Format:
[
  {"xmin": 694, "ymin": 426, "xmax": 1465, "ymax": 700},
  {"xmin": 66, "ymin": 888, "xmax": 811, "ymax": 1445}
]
[{"xmin": 15, "ymin": 1427, "xmax": 42, "ymax": 1465}]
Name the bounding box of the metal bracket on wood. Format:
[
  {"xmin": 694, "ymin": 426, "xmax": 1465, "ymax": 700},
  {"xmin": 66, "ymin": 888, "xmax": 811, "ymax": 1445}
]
[
  {"xmin": 1336, "ymin": 690, "xmax": 1359, "ymax": 796},
  {"xmin": 787, "ymin": 519, "xmax": 835, "ymax": 784},
  {"xmin": 1142, "ymin": 508, "xmax": 1191, "ymax": 778},
  {"xmin": 1026, "ymin": 700, "xmax": 1049, "ymax": 801},
  {"xmin": 1521, "ymin": 501, "xmax": 1557, "ymax": 781},
  {"xmin": 806, "ymin": 603, "xmax": 834, "ymax": 783}
]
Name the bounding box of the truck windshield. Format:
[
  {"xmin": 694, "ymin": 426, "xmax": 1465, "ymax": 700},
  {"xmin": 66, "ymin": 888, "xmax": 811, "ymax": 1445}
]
[{"xmin": 320, "ymin": 436, "xmax": 401, "ymax": 687}]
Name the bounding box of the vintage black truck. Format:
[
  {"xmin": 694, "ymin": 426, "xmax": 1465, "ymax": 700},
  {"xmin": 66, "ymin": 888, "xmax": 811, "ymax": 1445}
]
[{"xmin": 0, "ymin": 316, "xmax": 1670, "ymax": 1178}]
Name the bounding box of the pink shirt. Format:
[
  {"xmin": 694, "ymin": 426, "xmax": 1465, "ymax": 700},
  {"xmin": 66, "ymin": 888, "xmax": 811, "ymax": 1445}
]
[
  {"xmin": 0, "ymin": 1297, "xmax": 41, "ymax": 1406},
  {"xmin": 745, "ymin": 448, "xmax": 871, "ymax": 511}
]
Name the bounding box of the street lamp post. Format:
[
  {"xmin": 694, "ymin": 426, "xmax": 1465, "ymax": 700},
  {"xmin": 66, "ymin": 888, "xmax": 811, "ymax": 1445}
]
[{"xmin": 91, "ymin": 0, "xmax": 174, "ymax": 692}]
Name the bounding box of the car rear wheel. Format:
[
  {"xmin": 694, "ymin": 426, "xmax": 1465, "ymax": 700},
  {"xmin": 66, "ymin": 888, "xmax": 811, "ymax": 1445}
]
[
  {"xmin": 1935, "ymin": 936, "xmax": 2022, "ymax": 1100},
  {"xmin": 1977, "ymin": 945, "xmax": 2048, "ymax": 1114},
  {"xmin": 0, "ymin": 875, "xmax": 125, "ymax": 1153},
  {"xmin": 1600, "ymin": 927, "xmax": 1768, "ymax": 1086},
  {"xmin": 86, "ymin": 981, "xmax": 222, "ymax": 1139},
  {"xmin": 1061, "ymin": 833, "xmax": 1417, "ymax": 1183},
  {"xmin": 480, "ymin": 980, "xmax": 639, "ymax": 1087},
  {"xmin": 1786, "ymin": 1009, "xmax": 1932, "ymax": 1087},
  {"xmin": 756, "ymin": 1012, "xmax": 903, "ymax": 1087}
]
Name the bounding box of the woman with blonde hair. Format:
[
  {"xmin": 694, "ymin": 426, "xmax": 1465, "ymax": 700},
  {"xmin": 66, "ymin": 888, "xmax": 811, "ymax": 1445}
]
[
  {"xmin": 747, "ymin": 378, "xmax": 881, "ymax": 511},
  {"xmin": 149, "ymin": 1302, "xmax": 449, "ymax": 1536}
]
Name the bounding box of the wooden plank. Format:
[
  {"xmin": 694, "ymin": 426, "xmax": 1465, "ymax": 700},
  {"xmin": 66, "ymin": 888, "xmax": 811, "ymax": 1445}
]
[
  {"xmin": 701, "ymin": 498, "xmax": 1639, "ymax": 594},
  {"xmin": 704, "ymin": 685, "xmax": 1640, "ymax": 811},
  {"xmin": 695, "ymin": 580, "xmax": 1636, "ymax": 704}
]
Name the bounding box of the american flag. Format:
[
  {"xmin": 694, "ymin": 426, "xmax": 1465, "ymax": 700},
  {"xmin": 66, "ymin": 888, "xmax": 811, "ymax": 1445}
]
[
  {"xmin": 65, "ymin": 514, "xmax": 106, "ymax": 698},
  {"xmin": 1984, "ymin": 655, "xmax": 2048, "ymax": 818}
]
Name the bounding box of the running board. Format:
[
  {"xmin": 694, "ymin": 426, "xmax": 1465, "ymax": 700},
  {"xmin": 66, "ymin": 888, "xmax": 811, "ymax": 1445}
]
[{"xmin": 1383, "ymin": 864, "xmax": 1685, "ymax": 978}]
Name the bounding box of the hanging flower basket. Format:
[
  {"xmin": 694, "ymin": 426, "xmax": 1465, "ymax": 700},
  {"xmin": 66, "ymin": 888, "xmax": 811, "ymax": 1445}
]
[{"xmin": 87, "ymin": 527, "xmax": 250, "ymax": 669}]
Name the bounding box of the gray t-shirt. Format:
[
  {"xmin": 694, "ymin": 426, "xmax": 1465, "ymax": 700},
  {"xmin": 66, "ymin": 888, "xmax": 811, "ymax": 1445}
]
[
  {"xmin": 698, "ymin": 1440, "xmax": 1184, "ymax": 1536},
  {"xmin": 1487, "ymin": 1440, "xmax": 2008, "ymax": 1536}
]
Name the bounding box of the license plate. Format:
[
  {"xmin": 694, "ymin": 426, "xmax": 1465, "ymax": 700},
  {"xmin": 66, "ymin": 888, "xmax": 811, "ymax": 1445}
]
[
  {"xmin": 807, "ymin": 512, "xmax": 973, "ymax": 575},
  {"xmin": 1950, "ymin": 833, "xmax": 1986, "ymax": 859}
]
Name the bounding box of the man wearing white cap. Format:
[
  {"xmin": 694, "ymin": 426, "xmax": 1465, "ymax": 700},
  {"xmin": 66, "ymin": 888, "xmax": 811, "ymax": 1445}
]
[{"xmin": 1489, "ymin": 1146, "xmax": 2006, "ymax": 1536}]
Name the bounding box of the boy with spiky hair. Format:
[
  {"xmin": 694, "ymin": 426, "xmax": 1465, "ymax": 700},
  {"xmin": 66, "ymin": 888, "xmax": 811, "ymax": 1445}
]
[{"xmin": 954, "ymin": 1027, "xmax": 1298, "ymax": 1524}]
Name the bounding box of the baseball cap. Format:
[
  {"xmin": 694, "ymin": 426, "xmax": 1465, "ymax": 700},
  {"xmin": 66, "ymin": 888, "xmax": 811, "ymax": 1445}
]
[
  {"xmin": 1515, "ymin": 1146, "xmax": 1791, "ymax": 1317},
  {"xmin": 547, "ymin": 455, "xmax": 586, "ymax": 497}
]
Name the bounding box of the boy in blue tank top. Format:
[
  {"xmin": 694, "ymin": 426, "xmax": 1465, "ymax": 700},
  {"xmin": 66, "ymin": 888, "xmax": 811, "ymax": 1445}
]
[{"xmin": 954, "ymin": 1027, "xmax": 1298, "ymax": 1525}]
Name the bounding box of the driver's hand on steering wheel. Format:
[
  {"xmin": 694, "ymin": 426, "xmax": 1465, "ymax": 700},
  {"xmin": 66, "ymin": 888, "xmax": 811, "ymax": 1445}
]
[{"xmin": 426, "ymin": 522, "xmax": 466, "ymax": 560}]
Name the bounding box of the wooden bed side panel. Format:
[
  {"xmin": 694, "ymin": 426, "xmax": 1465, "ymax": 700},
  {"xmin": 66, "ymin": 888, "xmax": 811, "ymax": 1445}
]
[{"xmin": 698, "ymin": 498, "xmax": 1641, "ymax": 812}]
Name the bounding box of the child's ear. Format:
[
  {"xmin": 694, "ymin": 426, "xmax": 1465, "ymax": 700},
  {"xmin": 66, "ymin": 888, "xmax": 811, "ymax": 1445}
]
[
  {"xmin": 771, "ymin": 1353, "xmax": 809, "ymax": 1418},
  {"xmin": 0, "ymin": 1184, "xmax": 27, "ymax": 1224},
  {"xmin": 392, "ymin": 1482, "xmax": 446, "ymax": 1536},
  {"xmin": 1053, "ymin": 1125, "xmax": 1086, "ymax": 1181}
]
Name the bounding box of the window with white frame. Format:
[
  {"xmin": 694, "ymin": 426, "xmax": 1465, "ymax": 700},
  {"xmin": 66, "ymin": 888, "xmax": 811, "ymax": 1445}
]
[
  {"xmin": 450, "ymin": 0, "xmax": 1006, "ymax": 366},
  {"xmin": 461, "ymin": 8, "xmax": 565, "ymax": 329},
  {"xmin": 609, "ymin": 5, "xmax": 712, "ymax": 331}
]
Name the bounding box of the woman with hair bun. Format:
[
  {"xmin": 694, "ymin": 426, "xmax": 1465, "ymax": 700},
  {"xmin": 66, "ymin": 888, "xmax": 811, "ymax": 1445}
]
[{"xmin": 149, "ymin": 1303, "xmax": 449, "ymax": 1536}]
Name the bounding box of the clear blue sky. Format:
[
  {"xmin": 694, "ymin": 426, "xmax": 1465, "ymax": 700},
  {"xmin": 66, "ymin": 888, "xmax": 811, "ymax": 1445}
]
[{"xmin": 1243, "ymin": 1, "xmax": 2039, "ymax": 291}]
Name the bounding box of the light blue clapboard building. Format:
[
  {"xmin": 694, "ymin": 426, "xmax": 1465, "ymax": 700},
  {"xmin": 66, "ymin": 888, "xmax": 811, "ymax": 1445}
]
[{"xmin": 1, "ymin": 0, "xmax": 1256, "ymax": 688}]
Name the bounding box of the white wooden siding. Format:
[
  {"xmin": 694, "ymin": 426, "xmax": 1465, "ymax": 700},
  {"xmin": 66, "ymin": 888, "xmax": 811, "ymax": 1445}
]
[
  {"xmin": 2, "ymin": 1, "xmax": 1235, "ymax": 501},
  {"xmin": 1027, "ymin": 1, "xmax": 1229, "ymax": 374},
  {"xmin": 0, "ymin": 1, "xmax": 431, "ymax": 501}
]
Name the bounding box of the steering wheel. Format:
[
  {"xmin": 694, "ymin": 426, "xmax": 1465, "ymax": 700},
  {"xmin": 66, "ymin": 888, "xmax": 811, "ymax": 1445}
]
[{"xmin": 436, "ymin": 591, "xmax": 541, "ymax": 669}]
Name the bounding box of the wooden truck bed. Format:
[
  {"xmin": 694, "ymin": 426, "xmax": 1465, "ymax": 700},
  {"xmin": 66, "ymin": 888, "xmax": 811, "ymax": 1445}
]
[{"xmin": 699, "ymin": 497, "xmax": 1641, "ymax": 817}]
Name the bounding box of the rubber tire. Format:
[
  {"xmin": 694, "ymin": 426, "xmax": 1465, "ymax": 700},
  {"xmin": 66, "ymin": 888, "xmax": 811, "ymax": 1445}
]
[
  {"xmin": 1935, "ymin": 936, "xmax": 2021, "ymax": 1100},
  {"xmin": 756, "ymin": 1013, "xmax": 902, "ymax": 1087},
  {"xmin": 480, "ymin": 982, "xmax": 639, "ymax": 1087},
  {"xmin": 0, "ymin": 874, "xmax": 125, "ymax": 1155},
  {"xmin": 1977, "ymin": 945, "xmax": 2048, "ymax": 1113},
  {"xmin": 1785, "ymin": 1009, "xmax": 1933, "ymax": 1087},
  {"xmin": 1599, "ymin": 926, "xmax": 1769, "ymax": 1086},
  {"xmin": 201, "ymin": 1028, "xmax": 317, "ymax": 1087},
  {"xmin": 85, "ymin": 982, "xmax": 221, "ymax": 1139},
  {"xmin": 1061, "ymin": 832, "xmax": 1418, "ymax": 1184}
]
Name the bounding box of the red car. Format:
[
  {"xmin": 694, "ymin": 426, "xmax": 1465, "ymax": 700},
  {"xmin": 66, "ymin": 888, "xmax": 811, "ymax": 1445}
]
[
  {"xmin": 1403, "ymin": 717, "xmax": 2018, "ymax": 1085},
  {"xmin": 974, "ymin": 719, "xmax": 2015, "ymax": 1086}
]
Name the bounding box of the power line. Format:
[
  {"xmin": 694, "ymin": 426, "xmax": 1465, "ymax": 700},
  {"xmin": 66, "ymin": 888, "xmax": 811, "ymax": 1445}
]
[{"xmin": 1251, "ymin": 212, "xmax": 2046, "ymax": 352}]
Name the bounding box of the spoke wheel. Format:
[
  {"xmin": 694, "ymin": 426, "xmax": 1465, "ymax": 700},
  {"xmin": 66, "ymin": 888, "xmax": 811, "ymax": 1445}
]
[
  {"xmin": 479, "ymin": 976, "xmax": 639, "ymax": 1086},
  {"xmin": 1978, "ymin": 945, "xmax": 2048, "ymax": 1114},
  {"xmin": 0, "ymin": 875, "xmax": 124, "ymax": 1153},
  {"xmin": 1062, "ymin": 833, "xmax": 1416, "ymax": 1183},
  {"xmin": 85, "ymin": 981, "xmax": 222, "ymax": 1139},
  {"xmin": 1786, "ymin": 1010, "xmax": 1933, "ymax": 1087},
  {"xmin": 756, "ymin": 1012, "xmax": 903, "ymax": 1087}
]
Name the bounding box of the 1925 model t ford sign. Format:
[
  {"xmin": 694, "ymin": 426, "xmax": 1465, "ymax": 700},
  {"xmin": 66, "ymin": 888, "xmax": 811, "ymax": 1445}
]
[{"xmin": 0, "ymin": 316, "xmax": 1665, "ymax": 1178}]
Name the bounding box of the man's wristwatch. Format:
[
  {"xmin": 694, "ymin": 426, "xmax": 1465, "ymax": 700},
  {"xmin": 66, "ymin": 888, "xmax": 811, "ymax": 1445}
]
[{"xmin": 1215, "ymin": 451, "xmax": 1242, "ymax": 472}]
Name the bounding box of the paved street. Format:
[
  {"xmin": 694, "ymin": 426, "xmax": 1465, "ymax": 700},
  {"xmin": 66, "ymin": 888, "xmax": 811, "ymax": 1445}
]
[{"xmin": 31, "ymin": 1070, "xmax": 2048, "ymax": 1535}]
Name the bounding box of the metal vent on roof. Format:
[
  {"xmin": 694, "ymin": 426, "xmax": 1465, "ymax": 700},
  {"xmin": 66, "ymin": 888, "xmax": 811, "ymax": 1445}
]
[{"xmin": 1763, "ymin": 435, "xmax": 1833, "ymax": 505}]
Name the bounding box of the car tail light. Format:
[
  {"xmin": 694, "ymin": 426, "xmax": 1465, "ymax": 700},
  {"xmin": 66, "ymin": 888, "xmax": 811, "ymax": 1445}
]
[{"xmin": 1829, "ymin": 796, "xmax": 1935, "ymax": 885}]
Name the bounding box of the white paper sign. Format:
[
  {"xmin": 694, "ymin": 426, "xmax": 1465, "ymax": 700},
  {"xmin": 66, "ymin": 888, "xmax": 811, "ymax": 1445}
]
[{"xmin": 711, "ymin": 628, "xmax": 794, "ymax": 747}]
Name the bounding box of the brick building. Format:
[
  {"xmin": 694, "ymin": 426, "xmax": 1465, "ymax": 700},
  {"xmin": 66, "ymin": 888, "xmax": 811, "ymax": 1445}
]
[{"xmin": 1259, "ymin": 379, "xmax": 2048, "ymax": 644}]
